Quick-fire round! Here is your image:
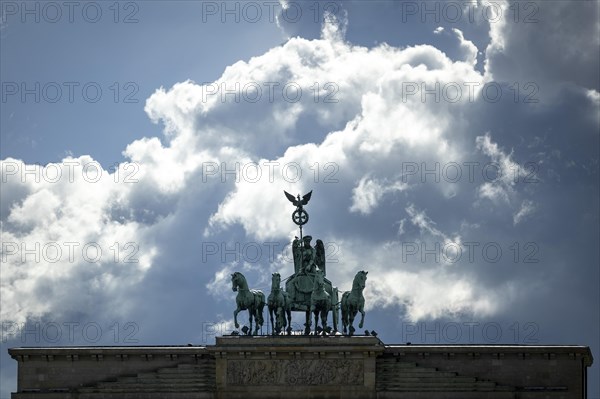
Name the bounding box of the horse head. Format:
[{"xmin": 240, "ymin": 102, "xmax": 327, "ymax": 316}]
[
  {"xmin": 271, "ymin": 272, "xmax": 281, "ymax": 288},
  {"xmin": 231, "ymin": 272, "xmax": 242, "ymax": 292},
  {"xmin": 354, "ymin": 270, "xmax": 368, "ymax": 290}
]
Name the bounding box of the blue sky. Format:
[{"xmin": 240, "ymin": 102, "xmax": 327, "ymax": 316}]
[{"xmin": 1, "ymin": 1, "xmax": 599, "ymax": 397}]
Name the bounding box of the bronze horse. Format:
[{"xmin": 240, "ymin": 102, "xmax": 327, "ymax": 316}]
[
  {"xmin": 231, "ymin": 272, "xmax": 265, "ymax": 335},
  {"xmin": 267, "ymin": 272, "xmax": 292, "ymax": 335},
  {"xmin": 309, "ymin": 271, "xmax": 331, "ymax": 335},
  {"xmin": 341, "ymin": 270, "xmax": 367, "ymax": 336}
]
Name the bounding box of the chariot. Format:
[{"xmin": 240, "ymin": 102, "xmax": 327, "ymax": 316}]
[{"xmin": 283, "ymin": 237, "xmax": 340, "ymax": 334}]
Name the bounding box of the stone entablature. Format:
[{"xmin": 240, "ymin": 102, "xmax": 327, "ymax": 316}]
[
  {"xmin": 8, "ymin": 340, "xmax": 593, "ymax": 399},
  {"xmin": 8, "ymin": 346, "xmax": 215, "ymax": 398},
  {"xmin": 379, "ymin": 345, "xmax": 593, "ymax": 398},
  {"xmin": 209, "ymin": 336, "xmax": 382, "ymax": 398}
]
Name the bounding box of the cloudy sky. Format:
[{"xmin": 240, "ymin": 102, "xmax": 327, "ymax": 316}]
[{"xmin": 1, "ymin": 0, "xmax": 598, "ymax": 396}]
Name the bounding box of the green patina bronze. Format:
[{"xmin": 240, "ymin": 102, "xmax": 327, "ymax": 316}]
[
  {"xmin": 230, "ymin": 190, "xmax": 367, "ymax": 336},
  {"xmin": 267, "ymin": 272, "xmax": 292, "ymax": 335},
  {"xmin": 231, "ymin": 271, "xmax": 265, "ymax": 335},
  {"xmin": 341, "ymin": 270, "xmax": 368, "ymax": 336}
]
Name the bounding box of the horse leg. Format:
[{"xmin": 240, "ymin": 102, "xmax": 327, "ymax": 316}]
[
  {"xmin": 268, "ymin": 306, "xmax": 275, "ymax": 335},
  {"xmin": 234, "ymin": 306, "xmax": 241, "ymax": 329},
  {"xmin": 314, "ymin": 311, "xmax": 319, "ymax": 335},
  {"xmin": 253, "ymin": 307, "xmax": 260, "ymax": 336},
  {"xmin": 358, "ymin": 302, "xmax": 365, "ymax": 329},
  {"xmin": 341, "ymin": 304, "xmax": 347, "ymax": 334},
  {"xmin": 332, "ymin": 304, "xmax": 338, "ymax": 334},
  {"xmin": 254, "ymin": 310, "xmax": 261, "ymax": 335},
  {"xmin": 304, "ymin": 310, "xmax": 311, "ymax": 335},
  {"xmin": 278, "ymin": 306, "xmax": 284, "ymax": 331},
  {"xmin": 256, "ymin": 296, "xmax": 265, "ymax": 335},
  {"xmin": 278, "ymin": 304, "xmax": 285, "ymax": 332},
  {"xmin": 321, "ymin": 310, "xmax": 328, "ymax": 336},
  {"xmin": 248, "ymin": 309, "xmax": 253, "ymax": 336},
  {"xmin": 277, "ymin": 306, "xmax": 285, "ymax": 335},
  {"xmin": 253, "ymin": 306, "xmax": 262, "ymax": 336},
  {"xmin": 348, "ymin": 310, "xmax": 356, "ymax": 336},
  {"xmin": 286, "ymin": 309, "xmax": 292, "ymax": 335}
]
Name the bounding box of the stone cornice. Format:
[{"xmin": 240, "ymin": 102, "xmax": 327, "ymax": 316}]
[
  {"xmin": 383, "ymin": 344, "xmax": 594, "ymax": 366},
  {"xmin": 8, "ymin": 342, "xmax": 593, "ymax": 366},
  {"xmin": 8, "ymin": 346, "xmax": 210, "ymax": 362}
]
